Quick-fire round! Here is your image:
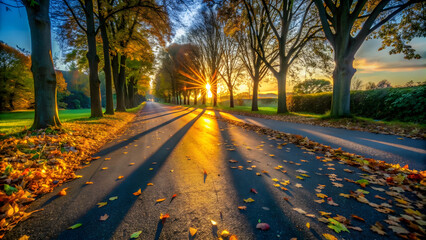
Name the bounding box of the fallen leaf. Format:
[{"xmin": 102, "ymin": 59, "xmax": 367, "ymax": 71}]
[
  {"xmin": 319, "ymin": 211, "xmax": 331, "ymax": 216},
  {"xmin": 293, "ymin": 208, "xmax": 307, "ymax": 215},
  {"xmin": 250, "ymin": 188, "xmax": 258, "ymax": 194},
  {"xmin": 221, "ymin": 230, "xmax": 230, "ymax": 237},
  {"xmin": 129, "ymin": 163, "xmax": 135, "ymax": 166},
  {"xmin": 370, "ymin": 222, "xmax": 386, "ymax": 235},
  {"xmin": 314, "ymin": 199, "xmax": 325, "ymax": 204},
  {"xmin": 133, "ymin": 189, "xmax": 142, "ymax": 196},
  {"xmin": 85, "ymin": 182, "xmax": 93, "ymax": 185},
  {"xmin": 172, "ymin": 194, "xmax": 177, "ymax": 199},
  {"xmin": 99, "ymin": 214, "xmax": 109, "ymax": 221},
  {"xmin": 58, "ymin": 188, "xmax": 68, "ymax": 196},
  {"xmin": 306, "ymin": 222, "xmax": 310, "ymax": 229},
  {"xmin": 389, "ymin": 225, "xmax": 409, "ymax": 234},
  {"xmin": 156, "ymin": 198, "xmax": 166, "ymax": 203},
  {"xmin": 18, "ymin": 236, "xmax": 30, "ymax": 240},
  {"xmin": 101, "ymin": 167, "xmax": 108, "ymax": 170},
  {"xmin": 244, "ymin": 198, "xmax": 255, "ymax": 203},
  {"xmin": 351, "ymin": 214, "xmax": 365, "ymax": 222},
  {"xmin": 272, "ymin": 178, "xmax": 279, "ymax": 182},
  {"xmin": 327, "ymin": 197, "xmax": 339, "ymax": 206},
  {"xmin": 316, "ymin": 193, "xmax": 328, "ymax": 199},
  {"xmin": 238, "ymin": 206, "xmax": 247, "ymax": 210},
  {"xmin": 347, "ymin": 226, "xmax": 363, "ymax": 231},
  {"xmin": 160, "ymin": 213, "xmax": 169, "ymax": 224},
  {"xmin": 230, "ymin": 235, "xmax": 238, "ymax": 240},
  {"xmin": 189, "ymin": 227, "xmax": 197, "ymax": 237},
  {"xmin": 104, "ymin": 158, "xmax": 111, "ymax": 161},
  {"xmin": 68, "ymin": 223, "xmax": 82, "ymax": 229},
  {"xmin": 147, "ymin": 183, "xmax": 154, "ymax": 186},
  {"xmin": 322, "ymin": 233, "xmax": 337, "ymax": 240},
  {"xmin": 229, "ymin": 160, "xmax": 238, "ymax": 163},
  {"xmin": 211, "ymin": 220, "xmax": 217, "ymax": 226},
  {"xmin": 256, "ymin": 223, "xmax": 270, "ymax": 231},
  {"xmin": 339, "ymin": 193, "xmax": 350, "ymax": 198},
  {"xmin": 130, "ymin": 231, "xmax": 142, "ymax": 239},
  {"xmin": 97, "ymin": 202, "xmax": 107, "ymax": 208},
  {"xmin": 295, "ymin": 183, "xmax": 303, "ymax": 188},
  {"xmin": 328, "ymin": 218, "xmax": 349, "ymax": 233},
  {"xmin": 109, "ymin": 196, "xmax": 118, "ymax": 201},
  {"xmin": 203, "ymin": 169, "xmax": 207, "ymax": 175}
]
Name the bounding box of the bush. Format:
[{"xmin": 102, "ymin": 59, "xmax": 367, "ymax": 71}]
[
  {"xmin": 287, "ymin": 86, "xmax": 426, "ymax": 123},
  {"xmin": 287, "ymin": 92, "xmax": 332, "ymax": 114}
]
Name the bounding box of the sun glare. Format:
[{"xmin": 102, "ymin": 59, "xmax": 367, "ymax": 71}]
[{"xmin": 206, "ymin": 83, "xmax": 212, "ymax": 98}]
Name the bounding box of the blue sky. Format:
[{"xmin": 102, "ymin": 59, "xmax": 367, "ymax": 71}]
[{"xmin": 1, "ymin": 4, "xmax": 425, "ymax": 90}]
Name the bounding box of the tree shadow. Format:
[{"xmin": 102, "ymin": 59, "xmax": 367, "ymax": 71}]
[
  {"xmin": 55, "ymin": 110, "xmax": 205, "ymax": 240},
  {"xmin": 94, "ymin": 108, "xmax": 197, "ymax": 158},
  {"xmin": 213, "ymin": 111, "xmax": 311, "ymax": 239},
  {"xmin": 132, "ymin": 107, "xmax": 189, "ymax": 124}
]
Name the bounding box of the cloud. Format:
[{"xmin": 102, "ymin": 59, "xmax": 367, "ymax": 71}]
[{"xmin": 354, "ymin": 58, "xmax": 426, "ymax": 73}]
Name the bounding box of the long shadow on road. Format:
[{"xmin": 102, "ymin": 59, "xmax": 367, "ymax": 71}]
[
  {"xmin": 214, "ymin": 112, "xmax": 321, "ymax": 240},
  {"xmin": 94, "ymin": 108, "xmax": 197, "ymax": 158},
  {"xmin": 56, "ymin": 109, "xmax": 205, "ymax": 240}
]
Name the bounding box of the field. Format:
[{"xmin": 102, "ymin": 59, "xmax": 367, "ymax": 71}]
[{"xmin": 0, "ymin": 109, "xmax": 92, "ymax": 134}]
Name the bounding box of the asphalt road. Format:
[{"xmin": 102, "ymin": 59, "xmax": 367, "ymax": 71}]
[
  {"xmin": 5, "ymin": 102, "xmax": 423, "ymax": 240},
  {"xmin": 217, "ymin": 111, "xmax": 426, "ymax": 170}
]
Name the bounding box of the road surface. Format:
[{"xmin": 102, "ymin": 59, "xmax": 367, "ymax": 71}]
[{"xmin": 5, "ymin": 102, "xmax": 423, "ymax": 240}]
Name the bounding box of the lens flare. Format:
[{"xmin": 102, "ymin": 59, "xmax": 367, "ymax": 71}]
[{"xmin": 206, "ymin": 83, "xmax": 212, "ymax": 98}]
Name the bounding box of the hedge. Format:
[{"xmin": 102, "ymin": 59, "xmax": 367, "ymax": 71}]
[{"xmin": 287, "ymin": 86, "xmax": 426, "ymax": 123}]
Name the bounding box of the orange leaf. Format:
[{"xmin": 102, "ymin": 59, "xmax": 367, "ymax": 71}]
[
  {"xmin": 156, "ymin": 198, "xmax": 166, "ymax": 203},
  {"xmin": 351, "ymin": 214, "xmax": 365, "ymax": 222},
  {"xmin": 133, "ymin": 189, "xmax": 142, "ymax": 196},
  {"xmin": 189, "ymin": 227, "xmax": 197, "ymax": 237},
  {"xmin": 147, "ymin": 183, "xmax": 154, "ymax": 186},
  {"xmin": 230, "ymin": 235, "xmax": 238, "ymax": 240},
  {"xmin": 172, "ymin": 194, "xmax": 177, "ymax": 199},
  {"xmin": 58, "ymin": 188, "xmax": 68, "ymax": 196},
  {"xmin": 117, "ymin": 176, "xmax": 124, "ymax": 180},
  {"xmin": 203, "ymin": 169, "xmax": 207, "ymax": 175},
  {"xmin": 160, "ymin": 213, "xmax": 169, "ymax": 224},
  {"xmin": 85, "ymin": 182, "xmax": 93, "ymax": 185},
  {"xmin": 238, "ymin": 206, "xmax": 247, "ymax": 210}
]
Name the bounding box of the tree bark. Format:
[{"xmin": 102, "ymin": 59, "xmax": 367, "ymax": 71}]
[
  {"xmin": 116, "ymin": 55, "xmax": 127, "ymax": 111},
  {"xmin": 98, "ymin": 0, "xmax": 114, "ymax": 115},
  {"xmin": 330, "ymin": 53, "xmax": 356, "ymax": 117},
  {"xmin": 275, "ymin": 71, "xmax": 288, "ymax": 114},
  {"xmin": 229, "ymin": 87, "xmax": 234, "ymax": 108},
  {"xmin": 202, "ymin": 92, "xmax": 206, "ymax": 105},
  {"xmin": 25, "ymin": 0, "xmax": 61, "ymax": 129},
  {"xmin": 194, "ymin": 89, "xmax": 198, "ymax": 105},
  {"xmin": 212, "ymin": 83, "xmax": 217, "ymax": 107},
  {"xmin": 251, "ymin": 79, "xmax": 259, "ymax": 111},
  {"xmin": 84, "ymin": 0, "xmax": 103, "ymax": 118}
]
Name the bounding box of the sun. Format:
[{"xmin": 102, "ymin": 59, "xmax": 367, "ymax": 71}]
[{"xmin": 206, "ymin": 83, "xmax": 212, "ymax": 98}]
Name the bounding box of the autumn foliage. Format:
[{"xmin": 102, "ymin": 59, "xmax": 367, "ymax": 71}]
[{"xmin": 0, "ymin": 112, "xmax": 135, "ymax": 236}]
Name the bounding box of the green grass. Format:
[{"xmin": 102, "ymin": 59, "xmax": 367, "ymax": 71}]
[
  {"xmin": 0, "ymin": 109, "xmax": 92, "ymax": 134},
  {"xmin": 127, "ymin": 102, "xmax": 146, "ymax": 113}
]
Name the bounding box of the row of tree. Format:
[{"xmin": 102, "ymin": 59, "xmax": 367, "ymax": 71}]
[
  {"xmin": 16, "ymin": 0, "xmax": 186, "ymax": 129},
  {"xmin": 154, "ymin": 0, "xmax": 424, "ymax": 117}
]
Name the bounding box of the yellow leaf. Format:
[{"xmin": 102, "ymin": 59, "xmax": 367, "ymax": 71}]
[
  {"xmin": 322, "ymin": 233, "xmax": 337, "ymax": 240},
  {"xmin": 117, "ymin": 176, "xmax": 124, "ymax": 180},
  {"xmin": 104, "ymin": 158, "xmax": 111, "ymax": 161},
  {"xmin": 306, "ymin": 222, "xmax": 310, "ymax": 228},
  {"xmin": 339, "ymin": 193, "xmax": 350, "ymax": 198},
  {"xmin": 273, "ymin": 184, "xmax": 280, "ymax": 187},
  {"xmin": 319, "ymin": 211, "xmax": 331, "ymax": 216},
  {"xmin": 221, "ymin": 230, "xmax": 230, "ymax": 237},
  {"xmin": 101, "ymin": 167, "xmax": 108, "ymax": 170},
  {"xmin": 296, "ymin": 176, "xmax": 304, "ymax": 180},
  {"xmin": 272, "ymin": 178, "xmax": 279, "ymax": 182},
  {"xmin": 316, "ymin": 193, "xmax": 328, "ymax": 199},
  {"xmin": 211, "ymin": 220, "xmax": 217, "ymax": 226},
  {"xmin": 18, "ymin": 235, "xmax": 30, "ymax": 240},
  {"xmin": 189, "ymin": 227, "xmax": 197, "ymax": 236},
  {"xmin": 129, "ymin": 163, "xmax": 135, "ymax": 166},
  {"xmin": 97, "ymin": 202, "xmax": 107, "ymax": 208},
  {"xmin": 244, "ymin": 198, "xmax": 255, "ymax": 203}
]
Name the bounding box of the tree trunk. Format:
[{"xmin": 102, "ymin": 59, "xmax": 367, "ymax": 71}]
[
  {"xmin": 212, "ymin": 83, "xmax": 217, "ymax": 107},
  {"xmin": 116, "ymin": 55, "xmax": 127, "ymax": 111},
  {"xmin": 275, "ymin": 71, "xmax": 288, "ymax": 114},
  {"xmin": 202, "ymin": 92, "xmax": 206, "ymax": 105},
  {"xmin": 330, "ymin": 53, "xmax": 356, "ymax": 117},
  {"xmin": 25, "ymin": 0, "xmax": 61, "ymax": 129},
  {"xmin": 85, "ymin": 0, "xmax": 103, "ymax": 118},
  {"xmin": 124, "ymin": 79, "xmax": 129, "ymax": 108},
  {"xmin": 194, "ymin": 89, "xmax": 198, "ymax": 105},
  {"xmin": 127, "ymin": 78, "xmax": 134, "ymax": 108},
  {"xmin": 98, "ymin": 0, "xmax": 114, "ymax": 115},
  {"xmin": 229, "ymin": 87, "xmax": 234, "ymax": 108},
  {"xmin": 251, "ymin": 79, "xmax": 259, "ymax": 111}
]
